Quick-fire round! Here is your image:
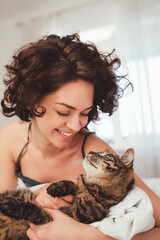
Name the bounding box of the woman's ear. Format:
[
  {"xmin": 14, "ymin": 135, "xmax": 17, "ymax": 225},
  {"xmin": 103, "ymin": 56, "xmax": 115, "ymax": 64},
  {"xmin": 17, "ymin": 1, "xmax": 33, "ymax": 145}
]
[{"xmin": 32, "ymin": 105, "xmax": 46, "ymax": 117}]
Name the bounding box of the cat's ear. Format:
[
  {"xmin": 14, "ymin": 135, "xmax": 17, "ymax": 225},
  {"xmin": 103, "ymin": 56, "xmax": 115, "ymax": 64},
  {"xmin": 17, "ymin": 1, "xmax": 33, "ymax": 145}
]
[{"xmin": 121, "ymin": 148, "xmax": 134, "ymax": 168}]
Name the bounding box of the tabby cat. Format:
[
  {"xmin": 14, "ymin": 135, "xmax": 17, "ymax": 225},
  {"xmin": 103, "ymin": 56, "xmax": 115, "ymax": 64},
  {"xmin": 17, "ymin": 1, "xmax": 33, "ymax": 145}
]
[{"xmin": 0, "ymin": 148, "xmax": 134, "ymax": 240}]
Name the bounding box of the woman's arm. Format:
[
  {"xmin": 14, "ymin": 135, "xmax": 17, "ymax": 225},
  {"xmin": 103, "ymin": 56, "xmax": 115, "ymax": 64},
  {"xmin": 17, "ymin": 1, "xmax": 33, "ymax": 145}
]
[
  {"xmin": 0, "ymin": 124, "xmax": 18, "ymax": 192},
  {"xmin": 132, "ymin": 227, "xmax": 160, "ymax": 240},
  {"xmin": 131, "ymin": 173, "xmax": 160, "ymax": 239},
  {"xmin": 26, "ymin": 209, "xmax": 116, "ymax": 240},
  {"xmin": 134, "ymin": 173, "xmax": 160, "ymax": 227}
]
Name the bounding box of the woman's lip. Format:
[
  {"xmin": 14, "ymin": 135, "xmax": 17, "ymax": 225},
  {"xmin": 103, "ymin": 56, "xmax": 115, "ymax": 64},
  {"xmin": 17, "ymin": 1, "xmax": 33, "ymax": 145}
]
[
  {"xmin": 56, "ymin": 129, "xmax": 74, "ymax": 134},
  {"xmin": 56, "ymin": 129, "xmax": 74, "ymax": 139}
]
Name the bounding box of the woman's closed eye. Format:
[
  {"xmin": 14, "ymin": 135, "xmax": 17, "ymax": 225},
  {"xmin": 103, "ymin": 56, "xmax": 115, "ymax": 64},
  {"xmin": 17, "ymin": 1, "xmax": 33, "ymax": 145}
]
[
  {"xmin": 56, "ymin": 110, "xmax": 91, "ymax": 117},
  {"xmin": 57, "ymin": 111, "xmax": 70, "ymax": 116},
  {"xmin": 81, "ymin": 112, "xmax": 90, "ymax": 117},
  {"xmin": 81, "ymin": 109, "xmax": 92, "ymax": 117}
]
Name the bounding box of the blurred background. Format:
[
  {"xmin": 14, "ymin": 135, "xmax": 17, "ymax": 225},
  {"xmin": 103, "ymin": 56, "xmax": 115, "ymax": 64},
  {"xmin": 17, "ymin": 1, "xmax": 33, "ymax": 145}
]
[{"xmin": 0, "ymin": 0, "xmax": 160, "ymax": 178}]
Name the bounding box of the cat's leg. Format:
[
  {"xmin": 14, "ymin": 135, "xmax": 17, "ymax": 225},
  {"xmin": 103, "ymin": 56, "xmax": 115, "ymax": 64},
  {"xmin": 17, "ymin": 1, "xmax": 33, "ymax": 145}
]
[
  {"xmin": 61, "ymin": 199, "xmax": 109, "ymax": 224},
  {"xmin": 47, "ymin": 180, "xmax": 77, "ymax": 197},
  {"xmin": 0, "ymin": 214, "xmax": 29, "ymax": 240},
  {"xmin": 0, "ymin": 197, "xmax": 52, "ymax": 224}
]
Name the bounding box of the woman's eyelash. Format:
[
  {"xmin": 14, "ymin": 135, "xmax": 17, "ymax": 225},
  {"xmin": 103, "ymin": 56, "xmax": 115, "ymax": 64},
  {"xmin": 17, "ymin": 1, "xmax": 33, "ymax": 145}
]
[
  {"xmin": 81, "ymin": 113, "xmax": 90, "ymax": 116},
  {"xmin": 57, "ymin": 111, "xmax": 69, "ymax": 116},
  {"xmin": 81, "ymin": 109, "xmax": 92, "ymax": 116},
  {"xmin": 57, "ymin": 111, "xmax": 90, "ymax": 117}
]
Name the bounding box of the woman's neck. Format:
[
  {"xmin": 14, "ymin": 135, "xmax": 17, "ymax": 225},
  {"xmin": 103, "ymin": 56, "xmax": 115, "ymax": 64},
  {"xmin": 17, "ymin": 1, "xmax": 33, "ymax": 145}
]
[
  {"xmin": 29, "ymin": 122, "xmax": 61, "ymax": 157},
  {"xmin": 29, "ymin": 121, "xmax": 78, "ymax": 159}
]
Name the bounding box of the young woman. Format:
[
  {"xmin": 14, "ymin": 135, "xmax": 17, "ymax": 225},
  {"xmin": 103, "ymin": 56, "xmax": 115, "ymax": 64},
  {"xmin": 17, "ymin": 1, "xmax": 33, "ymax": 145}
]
[{"xmin": 0, "ymin": 33, "xmax": 160, "ymax": 240}]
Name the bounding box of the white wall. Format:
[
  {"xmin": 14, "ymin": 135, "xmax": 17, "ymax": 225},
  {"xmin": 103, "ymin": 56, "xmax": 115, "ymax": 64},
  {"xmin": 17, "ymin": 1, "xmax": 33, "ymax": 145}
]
[
  {"xmin": 0, "ymin": 0, "xmax": 117, "ymax": 129},
  {"xmin": 0, "ymin": 21, "xmax": 24, "ymax": 127},
  {"xmin": 0, "ymin": 0, "xmax": 160, "ymax": 178}
]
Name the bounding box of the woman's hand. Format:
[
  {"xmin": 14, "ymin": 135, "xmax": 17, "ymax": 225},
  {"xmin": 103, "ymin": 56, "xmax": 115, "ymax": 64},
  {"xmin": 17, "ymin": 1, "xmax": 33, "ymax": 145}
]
[
  {"xmin": 26, "ymin": 209, "xmax": 113, "ymax": 240},
  {"xmin": 26, "ymin": 209, "xmax": 86, "ymax": 240},
  {"xmin": 35, "ymin": 183, "xmax": 74, "ymax": 209}
]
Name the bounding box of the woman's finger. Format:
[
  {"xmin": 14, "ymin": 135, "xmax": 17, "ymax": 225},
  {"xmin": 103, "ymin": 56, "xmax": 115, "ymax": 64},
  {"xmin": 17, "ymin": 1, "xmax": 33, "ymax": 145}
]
[
  {"xmin": 26, "ymin": 224, "xmax": 39, "ymax": 240},
  {"xmin": 61, "ymin": 194, "xmax": 74, "ymax": 203},
  {"xmin": 43, "ymin": 208, "xmax": 68, "ymax": 220},
  {"xmin": 36, "ymin": 196, "xmax": 58, "ymax": 209}
]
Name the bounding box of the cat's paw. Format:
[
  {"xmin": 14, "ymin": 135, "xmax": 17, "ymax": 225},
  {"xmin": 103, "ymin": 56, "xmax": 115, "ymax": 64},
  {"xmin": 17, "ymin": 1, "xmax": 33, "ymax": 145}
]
[
  {"xmin": 0, "ymin": 197, "xmax": 51, "ymax": 224},
  {"xmin": 0, "ymin": 197, "xmax": 21, "ymax": 218},
  {"xmin": 47, "ymin": 182, "xmax": 62, "ymax": 197},
  {"xmin": 47, "ymin": 180, "xmax": 77, "ymax": 197}
]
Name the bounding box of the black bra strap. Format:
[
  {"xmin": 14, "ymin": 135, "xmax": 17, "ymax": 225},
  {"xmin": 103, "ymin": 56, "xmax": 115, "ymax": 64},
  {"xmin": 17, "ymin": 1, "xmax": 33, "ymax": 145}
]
[
  {"xmin": 81, "ymin": 132, "xmax": 94, "ymax": 159},
  {"xmin": 15, "ymin": 122, "xmax": 32, "ymax": 170}
]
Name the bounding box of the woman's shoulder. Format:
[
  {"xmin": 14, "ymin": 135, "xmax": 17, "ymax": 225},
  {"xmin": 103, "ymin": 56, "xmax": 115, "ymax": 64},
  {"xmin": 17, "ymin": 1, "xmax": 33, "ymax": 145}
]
[
  {"xmin": 80, "ymin": 129, "xmax": 116, "ymax": 155},
  {"xmin": 0, "ymin": 121, "xmax": 30, "ymax": 152},
  {"xmin": 0, "ymin": 121, "xmax": 28, "ymax": 138},
  {"xmin": 0, "ymin": 121, "xmax": 31, "ymax": 165}
]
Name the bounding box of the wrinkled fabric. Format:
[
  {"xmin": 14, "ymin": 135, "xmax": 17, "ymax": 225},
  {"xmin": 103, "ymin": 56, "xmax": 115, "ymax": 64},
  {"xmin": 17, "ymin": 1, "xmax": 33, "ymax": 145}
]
[{"xmin": 90, "ymin": 186, "xmax": 155, "ymax": 240}]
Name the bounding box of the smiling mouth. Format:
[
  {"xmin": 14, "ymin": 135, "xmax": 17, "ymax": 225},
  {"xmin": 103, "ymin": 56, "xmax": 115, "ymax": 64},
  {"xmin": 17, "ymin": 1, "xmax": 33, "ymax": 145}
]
[{"xmin": 56, "ymin": 129, "xmax": 73, "ymax": 137}]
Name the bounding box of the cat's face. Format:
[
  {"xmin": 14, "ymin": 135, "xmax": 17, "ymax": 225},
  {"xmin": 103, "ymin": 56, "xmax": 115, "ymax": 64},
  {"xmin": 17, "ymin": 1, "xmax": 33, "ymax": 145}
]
[{"xmin": 83, "ymin": 148, "xmax": 134, "ymax": 183}]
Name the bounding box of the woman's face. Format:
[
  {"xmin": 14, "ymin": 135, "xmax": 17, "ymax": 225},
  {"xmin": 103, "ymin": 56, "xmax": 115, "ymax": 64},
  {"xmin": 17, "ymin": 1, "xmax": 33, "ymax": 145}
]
[{"xmin": 32, "ymin": 79, "xmax": 94, "ymax": 149}]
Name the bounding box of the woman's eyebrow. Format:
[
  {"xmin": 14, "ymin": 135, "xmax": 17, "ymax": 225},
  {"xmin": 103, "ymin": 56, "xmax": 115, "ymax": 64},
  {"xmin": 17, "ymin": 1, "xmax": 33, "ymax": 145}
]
[{"xmin": 53, "ymin": 102, "xmax": 93, "ymax": 111}]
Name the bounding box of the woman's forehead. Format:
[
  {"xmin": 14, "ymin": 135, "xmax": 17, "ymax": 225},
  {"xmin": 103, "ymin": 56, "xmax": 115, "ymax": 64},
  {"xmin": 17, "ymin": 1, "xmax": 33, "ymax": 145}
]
[{"xmin": 41, "ymin": 79, "xmax": 94, "ymax": 108}]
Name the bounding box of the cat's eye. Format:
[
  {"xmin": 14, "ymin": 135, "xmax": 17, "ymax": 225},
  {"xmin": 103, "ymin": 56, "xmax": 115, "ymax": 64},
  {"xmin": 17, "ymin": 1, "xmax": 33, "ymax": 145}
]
[{"xmin": 108, "ymin": 168, "xmax": 116, "ymax": 172}]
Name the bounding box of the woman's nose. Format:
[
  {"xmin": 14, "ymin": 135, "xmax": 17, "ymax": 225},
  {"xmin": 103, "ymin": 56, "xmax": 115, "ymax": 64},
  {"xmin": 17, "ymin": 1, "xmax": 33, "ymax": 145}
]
[{"xmin": 66, "ymin": 115, "xmax": 82, "ymax": 132}]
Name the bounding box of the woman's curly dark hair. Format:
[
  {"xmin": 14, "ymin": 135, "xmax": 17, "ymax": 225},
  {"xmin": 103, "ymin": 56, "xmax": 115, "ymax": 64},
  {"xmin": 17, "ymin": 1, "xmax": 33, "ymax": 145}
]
[{"xmin": 1, "ymin": 33, "xmax": 132, "ymax": 123}]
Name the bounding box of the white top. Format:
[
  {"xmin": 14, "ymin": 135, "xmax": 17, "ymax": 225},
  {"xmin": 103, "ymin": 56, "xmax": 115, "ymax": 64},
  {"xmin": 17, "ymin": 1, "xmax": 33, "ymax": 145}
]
[{"xmin": 90, "ymin": 186, "xmax": 155, "ymax": 240}]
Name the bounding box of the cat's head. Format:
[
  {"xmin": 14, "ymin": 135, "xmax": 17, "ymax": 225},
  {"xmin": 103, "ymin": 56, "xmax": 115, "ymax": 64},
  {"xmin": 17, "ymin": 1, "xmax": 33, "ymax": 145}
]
[{"xmin": 83, "ymin": 148, "xmax": 134, "ymax": 184}]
